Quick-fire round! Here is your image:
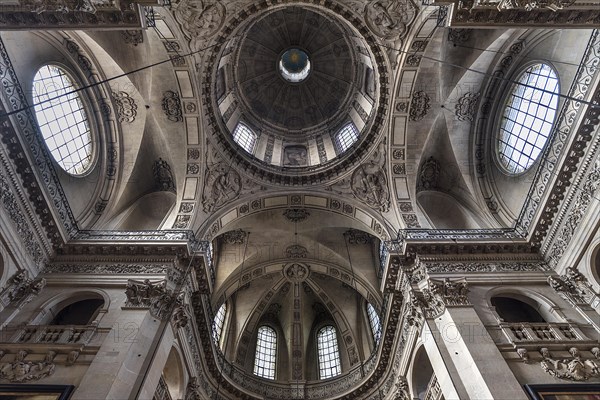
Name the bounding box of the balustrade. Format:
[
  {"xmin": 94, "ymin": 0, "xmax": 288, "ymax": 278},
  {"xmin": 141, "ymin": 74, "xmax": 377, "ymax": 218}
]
[
  {"xmin": 500, "ymin": 322, "xmax": 588, "ymax": 344},
  {"xmin": 1, "ymin": 324, "xmax": 97, "ymax": 345}
]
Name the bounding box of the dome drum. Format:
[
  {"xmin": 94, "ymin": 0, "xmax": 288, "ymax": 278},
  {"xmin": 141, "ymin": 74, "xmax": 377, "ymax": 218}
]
[{"xmin": 206, "ymin": 4, "xmax": 388, "ymax": 182}]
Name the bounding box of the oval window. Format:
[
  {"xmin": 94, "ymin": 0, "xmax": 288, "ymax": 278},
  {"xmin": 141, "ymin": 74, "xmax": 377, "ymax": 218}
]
[
  {"xmin": 32, "ymin": 65, "xmax": 94, "ymax": 176},
  {"xmin": 497, "ymin": 63, "xmax": 559, "ymax": 174}
]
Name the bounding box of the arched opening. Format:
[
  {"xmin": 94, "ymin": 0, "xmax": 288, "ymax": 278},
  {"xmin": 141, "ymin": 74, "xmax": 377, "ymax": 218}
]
[
  {"xmin": 50, "ymin": 298, "xmax": 105, "ymax": 325},
  {"xmin": 253, "ymin": 325, "xmax": 277, "ymax": 380},
  {"xmin": 411, "ymin": 346, "xmax": 436, "ymax": 400},
  {"xmin": 592, "ymin": 246, "xmax": 600, "ymax": 287},
  {"xmin": 316, "ymin": 325, "xmax": 341, "ymax": 379},
  {"xmin": 160, "ymin": 347, "xmax": 185, "ymax": 400},
  {"xmin": 491, "ymin": 296, "xmax": 546, "ymax": 323}
]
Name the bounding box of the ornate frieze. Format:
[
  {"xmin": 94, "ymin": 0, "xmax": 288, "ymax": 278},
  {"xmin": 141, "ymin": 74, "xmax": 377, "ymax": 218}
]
[
  {"xmin": 424, "ymin": 261, "xmax": 549, "ymax": 273},
  {"xmin": 548, "ymin": 267, "xmax": 598, "ymax": 307},
  {"xmin": 0, "ymin": 350, "xmax": 54, "ymax": 383},
  {"xmin": 124, "ymin": 279, "xmax": 181, "ymax": 320},
  {"xmin": 0, "ymin": 271, "xmax": 45, "ymax": 307},
  {"xmin": 539, "ymin": 348, "xmax": 600, "ymax": 381}
]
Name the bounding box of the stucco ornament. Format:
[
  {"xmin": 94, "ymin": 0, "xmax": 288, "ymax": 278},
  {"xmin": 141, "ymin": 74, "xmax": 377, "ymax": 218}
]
[
  {"xmin": 202, "ymin": 162, "xmax": 242, "ymax": 212},
  {"xmin": 20, "ymin": 0, "xmax": 99, "ymax": 14},
  {"xmin": 0, "ymin": 351, "xmax": 55, "ymax": 383},
  {"xmin": 364, "ymin": 0, "xmax": 414, "ymax": 40},
  {"xmin": 548, "ymin": 267, "xmax": 597, "ymax": 306},
  {"xmin": 173, "ymin": 0, "xmax": 226, "ymax": 47},
  {"xmin": 540, "ymin": 348, "xmax": 600, "ymax": 381},
  {"xmin": 351, "ymin": 142, "xmax": 390, "ymax": 212}
]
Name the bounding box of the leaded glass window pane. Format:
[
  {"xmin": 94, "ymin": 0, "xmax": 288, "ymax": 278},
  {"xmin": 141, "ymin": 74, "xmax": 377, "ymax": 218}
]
[
  {"xmin": 233, "ymin": 122, "xmax": 257, "ymax": 154},
  {"xmin": 253, "ymin": 326, "xmax": 276, "ymax": 379},
  {"xmin": 335, "ymin": 123, "xmax": 359, "ymax": 154},
  {"xmin": 317, "ymin": 325, "xmax": 341, "ymax": 379},
  {"xmin": 367, "ymin": 303, "xmax": 381, "ymax": 344},
  {"xmin": 212, "ymin": 303, "xmax": 226, "ymax": 346},
  {"xmin": 498, "ymin": 63, "xmax": 559, "ymax": 174},
  {"xmin": 32, "ymin": 65, "xmax": 93, "ymax": 175}
]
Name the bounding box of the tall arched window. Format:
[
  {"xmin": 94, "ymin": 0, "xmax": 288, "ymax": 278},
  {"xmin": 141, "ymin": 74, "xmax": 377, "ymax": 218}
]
[
  {"xmin": 32, "ymin": 64, "xmax": 94, "ymax": 176},
  {"xmin": 317, "ymin": 325, "xmax": 341, "ymax": 379},
  {"xmin": 335, "ymin": 123, "xmax": 359, "ymax": 154},
  {"xmin": 366, "ymin": 303, "xmax": 381, "ymax": 344},
  {"xmin": 212, "ymin": 303, "xmax": 227, "ymax": 346},
  {"xmin": 253, "ymin": 325, "xmax": 277, "ymax": 379},
  {"xmin": 497, "ymin": 63, "xmax": 559, "ymax": 174},
  {"xmin": 233, "ymin": 122, "xmax": 257, "ymax": 154}
]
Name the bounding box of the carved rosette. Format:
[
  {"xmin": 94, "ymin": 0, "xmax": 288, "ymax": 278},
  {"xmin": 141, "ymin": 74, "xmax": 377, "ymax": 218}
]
[{"xmin": 284, "ymin": 263, "xmax": 310, "ymax": 283}]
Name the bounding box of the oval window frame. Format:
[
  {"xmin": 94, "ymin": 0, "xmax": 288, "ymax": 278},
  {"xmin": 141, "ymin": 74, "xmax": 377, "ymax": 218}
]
[
  {"xmin": 31, "ymin": 63, "xmax": 98, "ymax": 177},
  {"xmin": 494, "ymin": 61, "xmax": 560, "ymax": 176}
]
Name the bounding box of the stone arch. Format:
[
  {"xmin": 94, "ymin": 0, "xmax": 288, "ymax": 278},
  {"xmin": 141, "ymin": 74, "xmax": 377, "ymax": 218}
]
[
  {"xmin": 162, "ymin": 345, "xmax": 186, "ymax": 400},
  {"xmin": 31, "ymin": 289, "xmax": 110, "ymax": 326},
  {"xmin": 410, "ymin": 344, "xmax": 435, "ymax": 400},
  {"xmin": 196, "ymin": 192, "xmax": 396, "ymax": 242},
  {"xmin": 485, "ymin": 286, "xmax": 563, "ymax": 323}
]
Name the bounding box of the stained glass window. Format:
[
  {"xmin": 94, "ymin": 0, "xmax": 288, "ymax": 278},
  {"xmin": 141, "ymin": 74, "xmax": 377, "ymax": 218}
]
[
  {"xmin": 32, "ymin": 65, "xmax": 93, "ymax": 175},
  {"xmin": 253, "ymin": 326, "xmax": 277, "ymax": 379},
  {"xmin": 498, "ymin": 63, "xmax": 559, "ymax": 174},
  {"xmin": 233, "ymin": 122, "xmax": 257, "ymax": 154},
  {"xmin": 335, "ymin": 123, "xmax": 359, "ymax": 154},
  {"xmin": 317, "ymin": 325, "xmax": 341, "ymax": 379}
]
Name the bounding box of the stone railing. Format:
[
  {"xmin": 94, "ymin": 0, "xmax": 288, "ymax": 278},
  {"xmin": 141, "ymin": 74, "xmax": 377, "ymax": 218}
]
[
  {"xmin": 500, "ymin": 322, "xmax": 590, "ymax": 344},
  {"xmin": 153, "ymin": 375, "xmax": 172, "ymax": 400},
  {"xmin": 2, "ymin": 324, "xmax": 98, "ymax": 345},
  {"xmin": 423, "ymin": 374, "xmax": 442, "ymax": 400}
]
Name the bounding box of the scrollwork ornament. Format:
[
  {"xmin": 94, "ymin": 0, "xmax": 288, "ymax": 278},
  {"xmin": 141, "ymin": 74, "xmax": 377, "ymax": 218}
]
[{"xmin": 111, "ymin": 90, "xmax": 137, "ymax": 123}]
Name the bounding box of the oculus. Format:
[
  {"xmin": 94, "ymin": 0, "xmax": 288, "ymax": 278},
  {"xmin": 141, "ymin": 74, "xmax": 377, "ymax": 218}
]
[{"xmin": 279, "ymin": 48, "xmax": 311, "ymax": 83}]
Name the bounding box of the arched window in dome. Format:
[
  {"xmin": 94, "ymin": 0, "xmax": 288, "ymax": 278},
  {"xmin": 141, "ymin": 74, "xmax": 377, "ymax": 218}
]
[
  {"xmin": 335, "ymin": 123, "xmax": 359, "ymax": 154},
  {"xmin": 253, "ymin": 325, "xmax": 277, "ymax": 379},
  {"xmin": 317, "ymin": 325, "xmax": 341, "ymax": 379},
  {"xmin": 366, "ymin": 303, "xmax": 381, "ymax": 344},
  {"xmin": 497, "ymin": 63, "xmax": 559, "ymax": 174},
  {"xmin": 32, "ymin": 64, "xmax": 94, "ymax": 176},
  {"xmin": 233, "ymin": 122, "xmax": 257, "ymax": 154},
  {"xmin": 212, "ymin": 303, "xmax": 227, "ymax": 346}
]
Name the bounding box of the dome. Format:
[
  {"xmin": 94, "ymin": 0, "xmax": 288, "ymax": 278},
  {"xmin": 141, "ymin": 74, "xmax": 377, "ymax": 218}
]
[{"xmin": 207, "ymin": 5, "xmax": 387, "ymax": 182}]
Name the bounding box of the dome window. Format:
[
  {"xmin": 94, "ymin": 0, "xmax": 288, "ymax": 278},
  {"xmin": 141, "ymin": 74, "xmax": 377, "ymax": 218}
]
[
  {"xmin": 232, "ymin": 122, "xmax": 257, "ymax": 154},
  {"xmin": 366, "ymin": 303, "xmax": 381, "ymax": 344},
  {"xmin": 253, "ymin": 325, "xmax": 277, "ymax": 379},
  {"xmin": 279, "ymin": 48, "xmax": 311, "ymax": 83},
  {"xmin": 335, "ymin": 123, "xmax": 359, "ymax": 154},
  {"xmin": 497, "ymin": 63, "xmax": 559, "ymax": 174},
  {"xmin": 317, "ymin": 325, "xmax": 341, "ymax": 379},
  {"xmin": 32, "ymin": 64, "xmax": 94, "ymax": 176},
  {"xmin": 212, "ymin": 303, "xmax": 227, "ymax": 347}
]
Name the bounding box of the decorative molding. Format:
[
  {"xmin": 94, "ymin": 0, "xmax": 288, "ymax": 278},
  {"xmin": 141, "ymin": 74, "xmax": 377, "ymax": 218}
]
[
  {"xmin": 0, "ymin": 271, "xmax": 45, "ymax": 307},
  {"xmin": 548, "ymin": 267, "xmax": 599, "ymax": 307},
  {"xmin": 345, "ymin": 229, "xmax": 372, "ymax": 245},
  {"xmin": 153, "ymin": 158, "xmax": 176, "ymax": 193},
  {"xmin": 283, "ymin": 209, "xmax": 310, "ymax": 223},
  {"xmin": 409, "ymin": 91, "xmax": 430, "ymax": 121},
  {"xmin": 455, "ymin": 92, "xmax": 480, "ymax": 122},
  {"xmin": 283, "ymin": 263, "xmax": 309, "ymax": 283},
  {"xmin": 202, "ymin": 162, "xmax": 242, "ymax": 213},
  {"xmin": 285, "ymin": 245, "xmax": 308, "ymax": 258},
  {"xmin": 0, "ymin": 350, "xmax": 55, "ymax": 383},
  {"xmin": 42, "ymin": 263, "xmax": 165, "ymax": 275},
  {"xmin": 162, "ymin": 90, "xmax": 183, "ymax": 122},
  {"xmin": 424, "ymin": 261, "xmax": 550, "ymax": 273},
  {"xmin": 221, "ymin": 229, "xmax": 246, "ymax": 245},
  {"xmin": 539, "ymin": 348, "xmax": 600, "ymax": 381},
  {"xmin": 111, "ymin": 90, "xmax": 138, "ymax": 123},
  {"xmin": 417, "ymin": 156, "xmax": 440, "ymax": 192}
]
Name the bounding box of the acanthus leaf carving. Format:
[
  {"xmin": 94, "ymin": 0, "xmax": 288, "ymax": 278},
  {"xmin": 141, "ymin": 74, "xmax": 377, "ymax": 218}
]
[{"xmin": 124, "ymin": 279, "xmax": 180, "ymax": 321}]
